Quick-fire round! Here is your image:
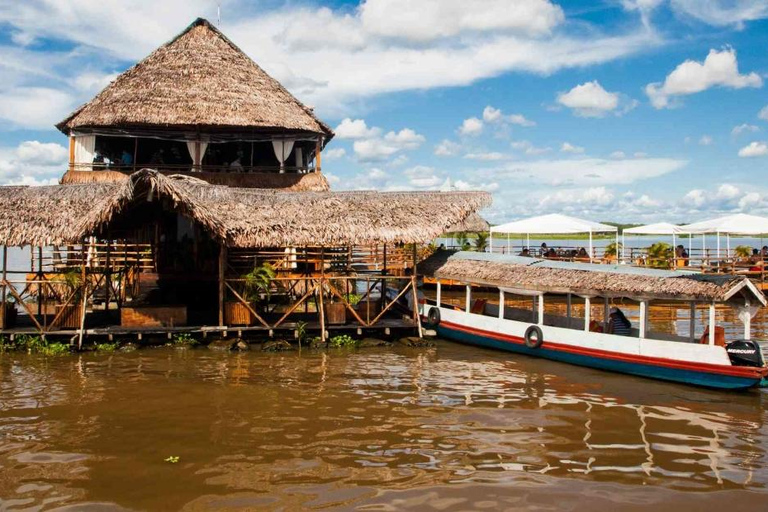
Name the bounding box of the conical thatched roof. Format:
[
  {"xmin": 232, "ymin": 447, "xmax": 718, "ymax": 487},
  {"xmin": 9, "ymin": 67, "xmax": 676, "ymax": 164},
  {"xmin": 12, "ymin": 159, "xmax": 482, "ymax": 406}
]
[
  {"xmin": 0, "ymin": 170, "xmax": 491, "ymax": 248},
  {"xmin": 57, "ymin": 18, "xmax": 333, "ymax": 138}
]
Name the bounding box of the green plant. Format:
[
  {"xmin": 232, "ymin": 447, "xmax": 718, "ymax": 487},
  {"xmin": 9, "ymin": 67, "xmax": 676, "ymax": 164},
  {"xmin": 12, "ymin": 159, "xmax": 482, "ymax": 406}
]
[
  {"xmin": 164, "ymin": 456, "xmax": 180, "ymax": 463},
  {"xmin": 734, "ymin": 245, "xmax": 752, "ymax": 258},
  {"xmin": 62, "ymin": 269, "xmax": 84, "ymax": 299},
  {"xmin": 172, "ymin": 333, "xmax": 198, "ymax": 346},
  {"xmin": 454, "ymin": 232, "xmax": 471, "ymax": 251},
  {"xmin": 474, "ymin": 232, "xmax": 489, "ymax": 252},
  {"xmin": 344, "ymin": 293, "xmax": 361, "ymax": 307},
  {"xmin": 296, "ymin": 321, "xmax": 308, "ymax": 345},
  {"xmin": 243, "ymin": 262, "xmax": 277, "ymax": 303},
  {"xmin": 95, "ymin": 342, "xmax": 120, "ymax": 352},
  {"xmin": 329, "ymin": 334, "xmax": 357, "ymax": 347},
  {"xmin": 39, "ymin": 343, "xmax": 70, "ymax": 356},
  {"xmin": 646, "ymin": 242, "xmax": 673, "ymax": 269},
  {"xmin": 604, "ymin": 241, "xmax": 622, "ymax": 259},
  {"xmin": 13, "ymin": 335, "xmax": 69, "ymax": 355}
]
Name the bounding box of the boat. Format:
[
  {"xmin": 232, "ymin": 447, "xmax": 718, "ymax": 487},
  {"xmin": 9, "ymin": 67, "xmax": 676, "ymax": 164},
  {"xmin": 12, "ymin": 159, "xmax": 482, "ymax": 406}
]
[{"xmin": 419, "ymin": 251, "xmax": 768, "ymax": 390}]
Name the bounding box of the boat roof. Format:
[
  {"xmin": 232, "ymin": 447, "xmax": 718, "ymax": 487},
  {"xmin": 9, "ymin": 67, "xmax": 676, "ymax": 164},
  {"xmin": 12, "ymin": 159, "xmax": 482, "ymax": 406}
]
[{"xmin": 418, "ymin": 251, "xmax": 766, "ymax": 305}]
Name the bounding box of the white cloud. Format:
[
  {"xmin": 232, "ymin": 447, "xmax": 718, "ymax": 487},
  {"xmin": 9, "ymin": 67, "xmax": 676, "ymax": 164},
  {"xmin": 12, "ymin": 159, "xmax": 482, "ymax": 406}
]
[
  {"xmin": 482, "ymin": 105, "xmax": 535, "ymax": 127},
  {"xmin": 699, "ymin": 135, "xmax": 713, "ymax": 145},
  {"xmin": 360, "ymin": 0, "xmax": 565, "ymax": 41},
  {"xmin": 556, "ymin": 81, "xmax": 622, "ymax": 117},
  {"xmin": 646, "ymin": 48, "xmax": 762, "ymax": 109},
  {"xmin": 738, "ymin": 141, "xmax": 768, "ymax": 157},
  {"xmin": 459, "ymin": 117, "xmax": 484, "ymax": 136},
  {"xmin": 323, "ymin": 147, "xmax": 347, "ymax": 160},
  {"xmin": 739, "ymin": 192, "xmax": 762, "ymax": 209},
  {"xmin": 610, "ymin": 150, "xmax": 626, "ymax": 159},
  {"xmin": 681, "ymin": 183, "xmax": 766, "ymax": 213},
  {"xmin": 0, "ymin": 140, "xmax": 68, "ymax": 185},
  {"xmin": 434, "ymin": 139, "xmax": 461, "ymax": 156},
  {"xmin": 0, "ymin": 87, "xmax": 75, "ymax": 129},
  {"xmin": 511, "ymin": 140, "xmax": 551, "ymax": 155},
  {"xmin": 367, "ymin": 167, "xmax": 388, "ymax": 181},
  {"xmin": 353, "ymin": 139, "xmax": 398, "ymax": 161},
  {"xmin": 670, "ymin": 0, "xmax": 768, "ymax": 28},
  {"xmin": 383, "ymin": 128, "xmax": 425, "ymax": 149},
  {"xmin": 334, "ymin": 118, "xmax": 381, "ymax": 139},
  {"xmin": 464, "ymin": 152, "xmax": 505, "ymax": 161},
  {"xmin": 759, "ymin": 105, "xmax": 768, "ymax": 121},
  {"xmin": 732, "ymin": 123, "xmax": 760, "ymax": 135},
  {"xmin": 716, "ymin": 183, "xmax": 740, "ymax": 200},
  {"xmin": 324, "ymin": 172, "xmax": 341, "ymax": 185},
  {"xmin": 633, "ymin": 151, "xmax": 648, "ymax": 158},
  {"xmin": 560, "ymin": 142, "xmax": 585, "ymax": 154},
  {"xmin": 484, "ymin": 156, "xmax": 687, "ymax": 186},
  {"xmin": 684, "ymin": 189, "xmax": 706, "ymax": 208}
]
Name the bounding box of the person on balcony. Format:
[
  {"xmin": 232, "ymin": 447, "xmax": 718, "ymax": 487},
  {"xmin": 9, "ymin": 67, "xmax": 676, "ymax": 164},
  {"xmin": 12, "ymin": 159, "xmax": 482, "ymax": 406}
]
[{"xmin": 120, "ymin": 149, "xmax": 133, "ymax": 166}]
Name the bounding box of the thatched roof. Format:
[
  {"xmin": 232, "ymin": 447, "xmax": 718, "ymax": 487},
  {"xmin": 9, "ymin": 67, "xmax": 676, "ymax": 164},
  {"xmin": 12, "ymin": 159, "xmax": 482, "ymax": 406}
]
[
  {"xmin": 0, "ymin": 170, "xmax": 491, "ymax": 248},
  {"xmin": 445, "ymin": 212, "xmax": 489, "ymax": 233},
  {"xmin": 60, "ymin": 169, "xmax": 330, "ymax": 191},
  {"xmin": 57, "ymin": 18, "xmax": 333, "ymax": 139},
  {"xmin": 419, "ymin": 252, "xmax": 766, "ymax": 304}
]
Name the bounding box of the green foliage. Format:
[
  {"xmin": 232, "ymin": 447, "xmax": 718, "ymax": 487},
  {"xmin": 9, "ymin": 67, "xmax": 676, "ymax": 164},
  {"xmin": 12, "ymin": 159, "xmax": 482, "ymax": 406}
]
[
  {"xmin": 63, "ymin": 269, "xmax": 83, "ymax": 299},
  {"xmin": 344, "ymin": 293, "xmax": 361, "ymax": 307},
  {"xmin": 604, "ymin": 241, "xmax": 622, "ymax": 258},
  {"xmin": 329, "ymin": 334, "xmax": 357, "ymax": 347},
  {"xmin": 474, "ymin": 232, "xmax": 489, "ymax": 252},
  {"xmin": 454, "ymin": 232, "xmax": 471, "ymax": 251},
  {"xmin": 95, "ymin": 342, "xmax": 120, "ymax": 352},
  {"xmin": 646, "ymin": 242, "xmax": 673, "ymax": 269},
  {"xmin": 164, "ymin": 456, "xmax": 180, "ymax": 464},
  {"xmin": 295, "ymin": 321, "xmax": 308, "ymax": 345},
  {"xmin": 172, "ymin": 333, "xmax": 198, "ymax": 346},
  {"xmin": 0, "ymin": 335, "xmax": 11, "ymax": 352},
  {"xmin": 243, "ymin": 262, "xmax": 277, "ymax": 303},
  {"xmin": 734, "ymin": 245, "xmax": 752, "ymax": 258},
  {"xmin": 13, "ymin": 335, "xmax": 70, "ymax": 355}
]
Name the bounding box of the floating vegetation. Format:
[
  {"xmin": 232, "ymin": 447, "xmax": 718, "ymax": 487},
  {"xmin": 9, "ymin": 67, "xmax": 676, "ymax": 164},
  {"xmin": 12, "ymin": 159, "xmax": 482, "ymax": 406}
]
[
  {"xmin": 95, "ymin": 342, "xmax": 120, "ymax": 352},
  {"xmin": 164, "ymin": 456, "xmax": 180, "ymax": 464},
  {"xmin": 172, "ymin": 333, "xmax": 199, "ymax": 347},
  {"xmin": 329, "ymin": 334, "xmax": 357, "ymax": 348}
]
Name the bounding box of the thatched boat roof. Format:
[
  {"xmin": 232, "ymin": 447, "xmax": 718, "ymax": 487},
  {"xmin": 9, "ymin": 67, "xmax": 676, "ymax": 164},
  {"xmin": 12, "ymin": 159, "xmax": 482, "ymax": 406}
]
[
  {"xmin": 0, "ymin": 170, "xmax": 490, "ymax": 248},
  {"xmin": 419, "ymin": 252, "xmax": 766, "ymax": 304},
  {"xmin": 57, "ymin": 18, "xmax": 333, "ymax": 140},
  {"xmin": 60, "ymin": 169, "xmax": 330, "ymax": 191}
]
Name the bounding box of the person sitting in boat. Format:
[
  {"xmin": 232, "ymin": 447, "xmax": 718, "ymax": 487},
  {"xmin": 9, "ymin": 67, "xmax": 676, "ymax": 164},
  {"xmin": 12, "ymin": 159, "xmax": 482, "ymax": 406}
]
[
  {"xmin": 547, "ymin": 248, "xmax": 557, "ymax": 258},
  {"xmin": 539, "ymin": 243, "xmax": 548, "ymax": 257},
  {"xmin": 607, "ymin": 307, "xmax": 632, "ymax": 336},
  {"xmin": 519, "ymin": 248, "xmax": 531, "ymax": 257},
  {"xmin": 588, "ymin": 319, "xmax": 603, "ymax": 333},
  {"xmin": 576, "ymin": 247, "xmax": 589, "ymax": 260}
]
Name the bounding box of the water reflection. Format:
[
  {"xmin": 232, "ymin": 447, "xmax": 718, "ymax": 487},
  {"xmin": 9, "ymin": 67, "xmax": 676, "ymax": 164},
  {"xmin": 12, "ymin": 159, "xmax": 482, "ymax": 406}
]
[{"xmin": 0, "ymin": 344, "xmax": 766, "ymax": 511}]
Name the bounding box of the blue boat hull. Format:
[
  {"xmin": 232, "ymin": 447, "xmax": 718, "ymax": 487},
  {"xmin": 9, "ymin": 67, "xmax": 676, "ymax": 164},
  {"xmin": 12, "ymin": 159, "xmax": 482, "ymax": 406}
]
[{"xmin": 437, "ymin": 323, "xmax": 763, "ymax": 390}]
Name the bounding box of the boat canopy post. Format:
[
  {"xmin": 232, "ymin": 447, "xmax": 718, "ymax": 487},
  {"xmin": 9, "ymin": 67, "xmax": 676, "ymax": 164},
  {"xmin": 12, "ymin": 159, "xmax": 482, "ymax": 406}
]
[
  {"xmin": 639, "ymin": 300, "xmax": 648, "ymax": 338},
  {"xmin": 526, "ymin": 233, "xmax": 529, "ymax": 250},
  {"xmin": 615, "ymin": 230, "xmax": 619, "ymax": 264},
  {"xmin": 717, "ymin": 232, "xmax": 721, "ymax": 260},
  {"xmin": 566, "ymin": 293, "xmax": 572, "ymax": 322},
  {"xmin": 537, "ymin": 293, "xmax": 544, "ymax": 325},
  {"xmin": 589, "ymin": 231, "xmax": 593, "ymax": 263},
  {"xmin": 702, "ymin": 233, "xmax": 706, "ymax": 266},
  {"xmin": 727, "ymin": 233, "xmax": 731, "ymax": 259},
  {"xmin": 489, "ymin": 234, "xmax": 493, "ymax": 253},
  {"xmin": 508, "ymin": 233, "xmax": 511, "ymax": 254},
  {"xmin": 689, "ymin": 302, "xmax": 696, "ymax": 342},
  {"xmin": 436, "ymin": 280, "xmax": 442, "ymax": 307},
  {"xmin": 498, "ymin": 289, "xmax": 505, "ymax": 319},
  {"xmin": 621, "ymin": 232, "xmax": 625, "ymax": 263},
  {"xmin": 583, "ymin": 296, "xmax": 591, "ymax": 331},
  {"xmin": 743, "ymin": 301, "xmax": 751, "ymax": 341},
  {"xmin": 603, "ymin": 297, "xmax": 610, "ymax": 332},
  {"xmin": 708, "ymin": 303, "xmax": 716, "ymax": 345},
  {"xmin": 465, "ymin": 284, "xmax": 471, "ymax": 313}
]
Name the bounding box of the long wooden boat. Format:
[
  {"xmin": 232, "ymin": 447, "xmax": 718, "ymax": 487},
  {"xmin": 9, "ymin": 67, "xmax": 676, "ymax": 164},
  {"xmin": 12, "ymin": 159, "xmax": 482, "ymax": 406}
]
[{"xmin": 419, "ymin": 252, "xmax": 768, "ymax": 390}]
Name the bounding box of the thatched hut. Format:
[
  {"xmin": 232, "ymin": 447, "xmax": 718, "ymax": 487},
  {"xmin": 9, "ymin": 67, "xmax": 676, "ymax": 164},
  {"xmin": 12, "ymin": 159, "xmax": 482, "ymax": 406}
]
[{"xmin": 58, "ymin": 17, "xmax": 334, "ymax": 188}]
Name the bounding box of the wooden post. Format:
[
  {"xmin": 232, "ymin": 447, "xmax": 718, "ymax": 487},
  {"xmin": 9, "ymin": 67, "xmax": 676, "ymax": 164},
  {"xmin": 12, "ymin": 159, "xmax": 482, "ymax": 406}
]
[
  {"xmin": 584, "ymin": 297, "xmax": 591, "ymax": 331},
  {"xmin": 104, "ymin": 238, "xmax": 111, "ymax": 310},
  {"xmin": 68, "ymin": 136, "xmax": 75, "ymax": 172},
  {"xmin": 77, "ymin": 243, "xmax": 88, "ymax": 349},
  {"xmin": 37, "ymin": 247, "xmax": 43, "ymax": 317},
  {"xmin": 1, "ymin": 245, "xmax": 6, "ymax": 330},
  {"xmin": 218, "ymin": 244, "xmax": 226, "ymax": 326},
  {"xmin": 319, "ymin": 247, "xmax": 326, "ymax": 341},
  {"xmin": 708, "ymin": 303, "xmax": 716, "ymax": 346},
  {"xmin": 689, "ymin": 302, "xmax": 696, "ymax": 342},
  {"xmin": 315, "ymin": 138, "xmax": 322, "ymax": 173},
  {"xmin": 381, "ymin": 244, "xmax": 387, "ymax": 311},
  {"xmin": 603, "ymin": 297, "xmax": 609, "ymax": 332},
  {"xmin": 132, "ymin": 137, "xmax": 138, "ymax": 173},
  {"xmin": 566, "ymin": 293, "xmax": 572, "ymax": 325}
]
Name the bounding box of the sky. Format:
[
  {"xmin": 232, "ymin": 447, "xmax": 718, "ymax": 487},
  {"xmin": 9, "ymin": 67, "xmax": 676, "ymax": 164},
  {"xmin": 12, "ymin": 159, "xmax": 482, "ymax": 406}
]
[{"xmin": 1, "ymin": 0, "xmax": 768, "ymax": 224}]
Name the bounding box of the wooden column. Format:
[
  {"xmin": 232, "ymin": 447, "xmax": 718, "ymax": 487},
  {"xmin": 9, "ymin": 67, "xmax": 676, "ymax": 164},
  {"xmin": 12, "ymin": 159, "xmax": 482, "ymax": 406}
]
[
  {"xmin": 314, "ymin": 139, "xmax": 322, "ymax": 173},
  {"xmin": 1, "ymin": 245, "xmax": 6, "ymax": 330},
  {"xmin": 37, "ymin": 247, "xmax": 43, "ymax": 317},
  {"xmin": 218, "ymin": 244, "xmax": 226, "ymax": 326},
  {"xmin": 319, "ymin": 247, "xmax": 326, "ymax": 340},
  {"xmin": 77, "ymin": 243, "xmax": 88, "ymax": 349},
  {"xmin": 68, "ymin": 136, "xmax": 75, "ymax": 172},
  {"xmin": 104, "ymin": 237, "xmax": 111, "ymax": 310},
  {"xmin": 584, "ymin": 297, "xmax": 591, "ymax": 331}
]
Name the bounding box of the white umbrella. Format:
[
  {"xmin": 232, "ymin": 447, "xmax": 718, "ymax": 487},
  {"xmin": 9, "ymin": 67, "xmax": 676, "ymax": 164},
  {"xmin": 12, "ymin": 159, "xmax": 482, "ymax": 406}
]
[
  {"xmin": 622, "ymin": 222, "xmax": 689, "ymax": 264},
  {"xmin": 681, "ymin": 213, "xmax": 768, "ymax": 259}
]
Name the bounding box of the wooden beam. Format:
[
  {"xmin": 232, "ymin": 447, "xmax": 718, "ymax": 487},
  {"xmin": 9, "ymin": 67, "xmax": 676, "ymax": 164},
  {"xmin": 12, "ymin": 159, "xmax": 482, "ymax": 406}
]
[
  {"xmin": 1, "ymin": 245, "xmax": 6, "ymax": 330},
  {"xmin": 218, "ymin": 244, "xmax": 226, "ymax": 326}
]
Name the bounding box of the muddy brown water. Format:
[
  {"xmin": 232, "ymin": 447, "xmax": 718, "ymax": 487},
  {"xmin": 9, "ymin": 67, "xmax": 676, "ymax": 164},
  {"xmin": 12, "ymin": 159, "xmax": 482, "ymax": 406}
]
[{"xmin": 1, "ymin": 305, "xmax": 768, "ymax": 510}]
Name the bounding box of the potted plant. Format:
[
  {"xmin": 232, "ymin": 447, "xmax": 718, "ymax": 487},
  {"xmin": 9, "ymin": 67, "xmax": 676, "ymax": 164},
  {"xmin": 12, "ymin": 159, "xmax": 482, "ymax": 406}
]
[
  {"xmin": 646, "ymin": 242, "xmax": 672, "ymax": 269},
  {"xmin": 54, "ymin": 269, "xmax": 84, "ymax": 329},
  {"xmin": 603, "ymin": 241, "xmax": 622, "ymax": 263},
  {"xmin": 324, "ymin": 287, "xmax": 347, "ymax": 325},
  {"xmin": 225, "ymin": 262, "xmax": 275, "ymax": 325}
]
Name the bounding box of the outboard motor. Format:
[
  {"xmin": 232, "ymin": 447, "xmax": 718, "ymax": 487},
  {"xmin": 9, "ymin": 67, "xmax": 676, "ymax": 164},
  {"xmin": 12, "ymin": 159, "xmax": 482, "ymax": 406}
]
[{"xmin": 725, "ymin": 340, "xmax": 765, "ymax": 368}]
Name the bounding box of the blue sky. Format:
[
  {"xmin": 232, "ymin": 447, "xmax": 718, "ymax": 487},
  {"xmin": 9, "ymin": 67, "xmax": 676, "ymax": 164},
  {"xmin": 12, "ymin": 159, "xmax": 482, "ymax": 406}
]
[{"xmin": 1, "ymin": 0, "xmax": 768, "ymax": 224}]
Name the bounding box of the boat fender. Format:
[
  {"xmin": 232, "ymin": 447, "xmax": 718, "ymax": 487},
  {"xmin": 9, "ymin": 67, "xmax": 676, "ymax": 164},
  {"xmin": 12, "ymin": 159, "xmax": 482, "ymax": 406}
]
[
  {"xmin": 427, "ymin": 307, "xmax": 441, "ymax": 327},
  {"xmin": 524, "ymin": 325, "xmax": 544, "ymax": 349}
]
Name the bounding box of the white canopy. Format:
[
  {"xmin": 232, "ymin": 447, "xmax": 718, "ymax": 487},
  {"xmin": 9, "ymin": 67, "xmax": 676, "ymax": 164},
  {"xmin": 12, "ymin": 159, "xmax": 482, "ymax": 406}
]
[
  {"xmin": 681, "ymin": 213, "xmax": 768, "ymax": 235},
  {"xmin": 490, "ymin": 213, "xmax": 617, "ymax": 235},
  {"xmin": 623, "ymin": 222, "xmax": 686, "ymax": 235}
]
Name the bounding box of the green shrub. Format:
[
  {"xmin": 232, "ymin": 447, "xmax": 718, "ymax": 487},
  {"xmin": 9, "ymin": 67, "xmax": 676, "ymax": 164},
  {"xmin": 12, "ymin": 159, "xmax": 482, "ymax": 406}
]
[
  {"xmin": 172, "ymin": 333, "xmax": 198, "ymax": 346},
  {"xmin": 329, "ymin": 334, "xmax": 357, "ymax": 347},
  {"xmin": 13, "ymin": 335, "xmax": 70, "ymax": 355},
  {"xmin": 95, "ymin": 342, "xmax": 120, "ymax": 352}
]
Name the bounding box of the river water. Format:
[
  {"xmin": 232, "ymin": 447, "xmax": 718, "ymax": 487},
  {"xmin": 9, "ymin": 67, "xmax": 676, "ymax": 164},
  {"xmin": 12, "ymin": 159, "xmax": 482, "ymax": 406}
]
[{"xmin": 1, "ymin": 340, "xmax": 767, "ymax": 511}]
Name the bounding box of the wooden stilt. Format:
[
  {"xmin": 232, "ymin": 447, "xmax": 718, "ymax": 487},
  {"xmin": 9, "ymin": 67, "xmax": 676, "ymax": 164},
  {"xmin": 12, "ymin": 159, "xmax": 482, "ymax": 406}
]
[
  {"xmin": 77, "ymin": 243, "xmax": 88, "ymax": 350},
  {"xmin": 218, "ymin": 244, "xmax": 226, "ymax": 326},
  {"xmin": 1, "ymin": 245, "xmax": 6, "ymax": 330}
]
